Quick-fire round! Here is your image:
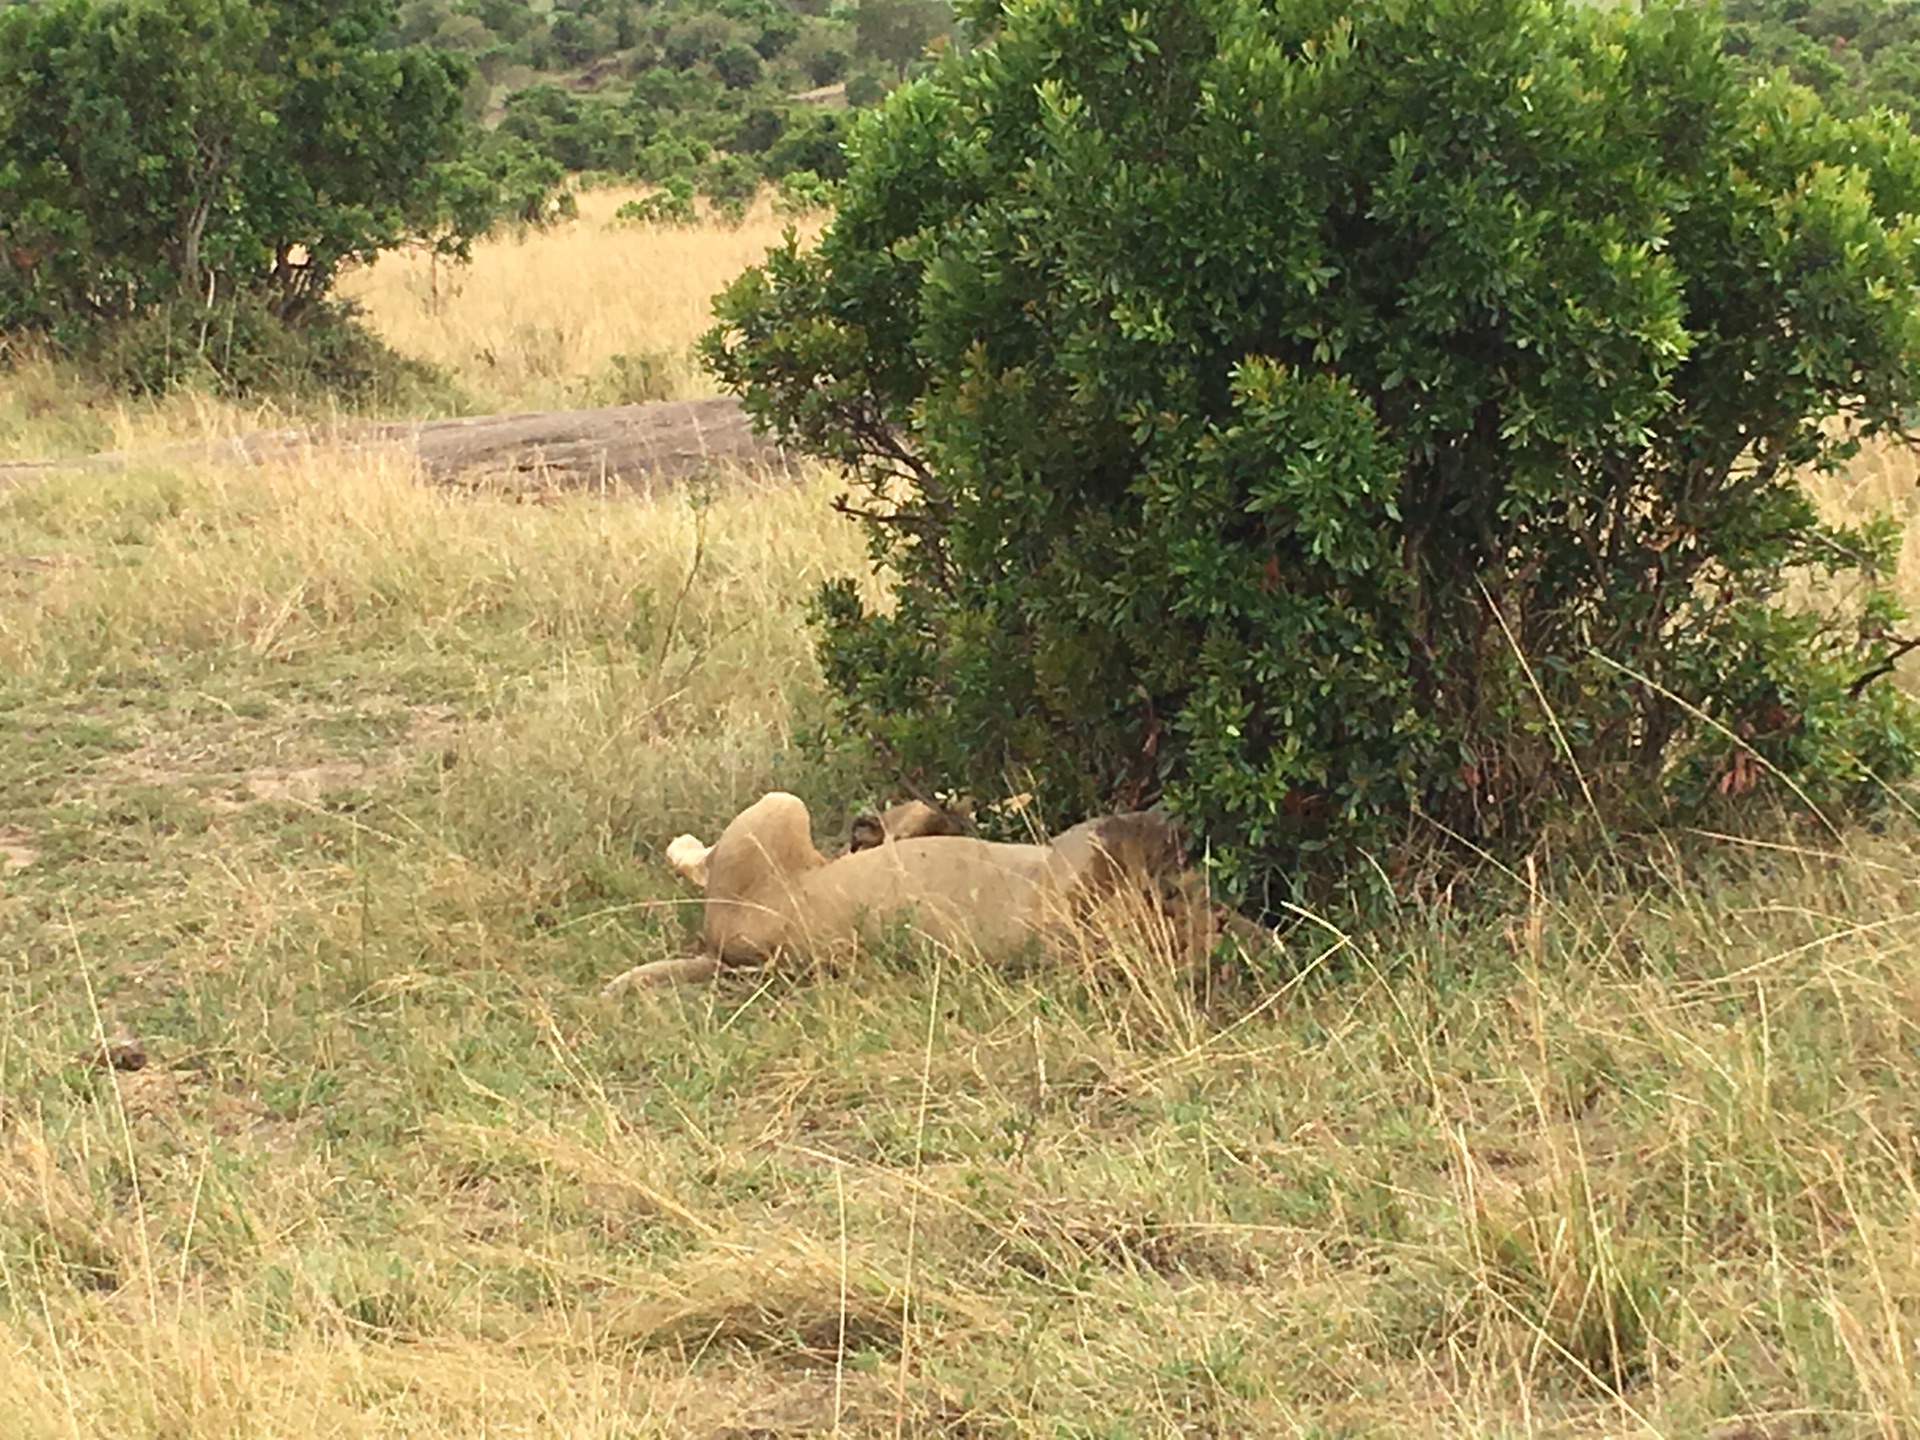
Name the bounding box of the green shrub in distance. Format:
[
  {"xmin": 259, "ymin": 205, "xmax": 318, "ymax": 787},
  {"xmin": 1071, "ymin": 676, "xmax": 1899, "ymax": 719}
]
[
  {"xmin": 1721, "ymin": 0, "xmax": 1920, "ymax": 120},
  {"xmin": 801, "ymin": 43, "xmax": 852, "ymax": 87},
  {"xmin": 632, "ymin": 126, "xmax": 713, "ymax": 187},
  {"xmin": 0, "ymin": 0, "xmax": 561, "ymax": 395},
  {"xmin": 498, "ymin": 83, "xmax": 648, "ymax": 174},
  {"xmin": 613, "ymin": 177, "xmax": 698, "ymax": 227},
  {"xmin": 842, "ymin": 72, "xmax": 888, "ymax": 107},
  {"xmin": 763, "ymin": 108, "xmax": 856, "ymax": 182},
  {"xmin": 699, "ymin": 152, "xmax": 763, "ymax": 206},
  {"xmin": 713, "ymin": 40, "xmax": 765, "ymax": 90},
  {"xmin": 698, "ymin": 151, "xmax": 763, "ymax": 226},
  {"xmin": 436, "ymin": 132, "xmax": 573, "ymax": 231},
  {"xmin": 705, "ymin": 0, "xmax": 1920, "ymax": 911},
  {"xmin": 773, "ymin": 169, "xmax": 839, "ymax": 216}
]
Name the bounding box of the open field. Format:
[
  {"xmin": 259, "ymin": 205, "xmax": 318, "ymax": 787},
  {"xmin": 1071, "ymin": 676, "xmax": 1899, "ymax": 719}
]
[
  {"xmin": 338, "ymin": 188, "xmax": 822, "ymax": 417},
  {"xmin": 1, "ymin": 213, "xmax": 1919, "ymax": 1437}
]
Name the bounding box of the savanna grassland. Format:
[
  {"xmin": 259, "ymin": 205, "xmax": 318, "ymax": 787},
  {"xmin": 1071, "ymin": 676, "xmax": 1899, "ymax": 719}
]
[
  {"xmin": 0, "ymin": 190, "xmax": 814, "ymax": 460},
  {"xmin": 0, "ymin": 205, "xmax": 1918, "ymax": 1439},
  {"xmin": 338, "ymin": 188, "xmax": 824, "ymax": 414}
]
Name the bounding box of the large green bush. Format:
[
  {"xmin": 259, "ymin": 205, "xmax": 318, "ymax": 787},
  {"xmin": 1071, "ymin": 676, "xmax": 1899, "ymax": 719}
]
[
  {"xmin": 705, "ymin": 0, "xmax": 1920, "ymax": 909},
  {"xmin": 500, "ymin": 82, "xmax": 651, "ymax": 173},
  {"xmin": 81, "ymin": 293, "xmax": 450, "ymax": 404}
]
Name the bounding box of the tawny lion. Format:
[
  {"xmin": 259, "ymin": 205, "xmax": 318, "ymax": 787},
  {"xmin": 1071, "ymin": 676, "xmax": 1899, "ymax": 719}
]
[{"xmin": 599, "ymin": 791, "xmax": 1224, "ymax": 993}]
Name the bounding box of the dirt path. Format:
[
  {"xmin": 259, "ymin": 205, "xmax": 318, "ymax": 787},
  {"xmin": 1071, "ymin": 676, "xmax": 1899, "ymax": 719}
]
[{"xmin": 0, "ymin": 394, "xmax": 797, "ymax": 493}]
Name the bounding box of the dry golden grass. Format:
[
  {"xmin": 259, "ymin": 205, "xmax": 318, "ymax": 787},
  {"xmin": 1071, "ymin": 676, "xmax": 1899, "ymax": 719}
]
[
  {"xmin": 0, "ymin": 427, "xmax": 1915, "ymax": 1436},
  {"xmin": 1, "ymin": 211, "xmax": 1919, "ymax": 1436},
  {"xmin": 337, "ymin": 188, "xmax": 820, "ymax": 414},
  {"xmin": 1806, "ymin": 432, "xmax": 1920, "ymax": 615}
]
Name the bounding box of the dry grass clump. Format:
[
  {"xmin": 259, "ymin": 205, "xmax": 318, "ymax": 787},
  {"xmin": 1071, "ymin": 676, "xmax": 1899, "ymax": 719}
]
[
  {"xmin": 337, "ymin": 188, "xmax": 817, "ymax": 415},
  {"xmin": 0, "ymin": 453, "xmax": 851, "ymax": 674},
  {"xmin": 0, "ymin": 448, "xmax": 874, "ymax": 887}
]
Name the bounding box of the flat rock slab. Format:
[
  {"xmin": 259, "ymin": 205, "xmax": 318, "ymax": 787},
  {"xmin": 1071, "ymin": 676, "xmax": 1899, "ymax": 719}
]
[{"xmin": 0, "ymin": 394, "xmax": 796, "ymax": 493}]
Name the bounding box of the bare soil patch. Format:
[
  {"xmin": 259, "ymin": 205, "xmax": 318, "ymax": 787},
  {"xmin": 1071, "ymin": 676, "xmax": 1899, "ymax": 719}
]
[{"xmin": 0, "ymin": 395, "xmax": 795, "ymax": 493}]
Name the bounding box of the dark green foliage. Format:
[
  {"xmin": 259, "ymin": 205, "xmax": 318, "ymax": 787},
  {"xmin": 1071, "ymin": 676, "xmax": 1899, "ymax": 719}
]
[
  {"xmin": 614, "ymin": 176, "xmax": 698, "ymax": 225},
  {"xmin": 0, "ymin": 0, "xmax": 474, "ymax": 329},
  {"xmin": 0, "ymin": 0, "xmax": 557, "ymax": 391},
  {"xmin": 633, "ymin": 134, "xmax": 713, "ymax": 184},
  {"xmin": 398, "ymin": 0, "xmax": 958, "ymax": 192},
  {"xmin": 499, "ymin": 82, "xmax": 651, "ymax": 172},
  {"xmin": 762, "ymin": 108, "xmax": 854, "ymax": 180},
  {"xmin": 628, "ymin": 65, "xmax": 727, "ymax": 118},
  {"xmin": 550, "ymin": 8, "xmax": 616, "ymax": 65},
  {"xmin": 437, "ymin": 132, "xmax": 574, "ymax": 229},
  {"xmin": 853, "ymin": 0, "xmax": 952, "ymax": 77},
  {"xmin": 81, "ymin": 294, "xmax": 450, "ymax": 404},
  {"xmin": 752, "ymin": 7, "xmax": 799, "ymax": 58},
  {"xmin": 733, "ymin": 105, "xmax": 787, "ymax": 153},
  {"xmin": 705, "ymin": 0, "xmax": 1920, "ymax": 909},
  {"xmin": 773, "ymin": 168, "xmax": 839, "ymax": 215},
  {"xmin": 459, "ymin": 0, "xmax": 535, "ymax": 44},
  {"xmin": 842, "ymin": 71, "xmax": 888, "ymax": 107},
  {"xmin": 796, "ymin": 38, "xmax": 852, "ymax": 86},
  {"xmin": 713, "ymin": 39, "xmax": 765, "ymax": 88},
  {"xmin": 662, "ymin": 12, "xmax": 740, "ymax": 68},
  {"xmin": 699, "ymin": 151, "xmax": 762, "ymax": 202}
]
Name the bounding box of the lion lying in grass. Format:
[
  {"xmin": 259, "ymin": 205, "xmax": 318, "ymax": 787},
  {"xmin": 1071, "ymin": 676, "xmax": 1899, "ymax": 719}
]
[{"xmin": 600, "ymin": 791, "xmax": 1238, "ymax": 993}]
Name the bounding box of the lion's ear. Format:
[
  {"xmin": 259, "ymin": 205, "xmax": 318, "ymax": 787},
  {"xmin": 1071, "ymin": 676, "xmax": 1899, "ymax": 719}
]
[{"xmin": 847, "ymin": 815, "xmax": 886, "ymax": 852}]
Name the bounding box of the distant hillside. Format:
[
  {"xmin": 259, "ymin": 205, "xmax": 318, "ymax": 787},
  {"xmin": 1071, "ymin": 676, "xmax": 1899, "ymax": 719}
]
[
  {"xmin": 434, "ymin": 0, "xmax": 1918, "ymax": 211},
  {"xmin": 1722, "ymin": 0, "xmax": 1920, "ymax": 119},
  {"xmin": 398, "ymin": 0, "xmax": 957, "ymax": 209},
  {"xmin": 10, "ymin": 0, "xmax": 1919, "ymax": 231}
]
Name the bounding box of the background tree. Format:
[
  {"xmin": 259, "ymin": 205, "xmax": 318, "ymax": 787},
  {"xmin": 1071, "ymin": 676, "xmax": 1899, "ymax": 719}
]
[
  {"xmin": 706, "ymin": 0, "xmax": 1920, "ymax": 910},
  {"xmin": 0, "ymin": 0, "xmax": 276, "ymax": 325},
  {"xmin": 330, "ymin": 0, "xmax": 960, "ymax": 210},
  {"xmin": 852, "ymin": 0, "xmax": 951, "ymax": 78},
  {"xmin": 662, "ymin": 12, "xmax": 741, "ymax": 68},
  {"xmin": 0, "ymin": 0, "xmax": 499, "ymax": 339},
  {"xmin": 550, "ymin": 8, "xmax": 617, "ymax": 65},
  {"xmin": 1721, "ymin": 0, "xmax": 1920, "ymax": 115},
  {"xmin": 713, "ymin": 39, "xmax": 765, "ymax": 88},
  {"xmin": 244, "ymin": 0, "xmax": 482, "ymax": 315},
  {"xmin": 499, "ymin": 82, "xmax": 650, "ymax": 172}
]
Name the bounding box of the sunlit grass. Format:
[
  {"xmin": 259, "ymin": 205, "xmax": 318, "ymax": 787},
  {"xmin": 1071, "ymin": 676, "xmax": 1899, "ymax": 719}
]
[
  {"xmin": 337, "ymin": 187, "xmax": 817, "ymax": 415},
  {"xmin": 0, "ymin": 433, "xmax": 1914, "ymax": 1436},
  {"xmin": 0, "ymin": 194, "xmax": 1917, "ymax": 1434}
]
